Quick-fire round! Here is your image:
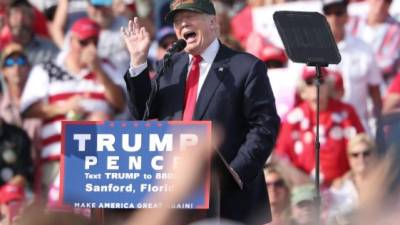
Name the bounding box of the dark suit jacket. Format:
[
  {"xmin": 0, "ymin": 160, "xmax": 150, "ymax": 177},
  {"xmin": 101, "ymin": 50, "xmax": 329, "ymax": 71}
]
[{"xmin": 124, "ymin": 43, "xmax": 280, "ymax": 224}]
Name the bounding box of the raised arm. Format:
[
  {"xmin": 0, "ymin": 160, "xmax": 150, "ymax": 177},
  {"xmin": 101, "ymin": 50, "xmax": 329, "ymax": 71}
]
[
  {"xmin": 121, "ymin": 17, "xmax": 152, "ymax": 67},
  {"xmin": 121, "ymin": 18, "xmax": 154, "ymax": 119},
  {"xmin": 48, "ymin": 0, "xmax": 68, "ymax": 48}
]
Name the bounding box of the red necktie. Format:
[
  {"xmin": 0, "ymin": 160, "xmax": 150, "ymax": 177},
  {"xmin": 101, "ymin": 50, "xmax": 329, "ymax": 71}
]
[{"xmin": 182, "ymin": 55, "xmax": 202, "ymax": 121}]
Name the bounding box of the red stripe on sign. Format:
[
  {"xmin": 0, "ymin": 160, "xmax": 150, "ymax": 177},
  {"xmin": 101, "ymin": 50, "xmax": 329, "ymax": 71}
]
[
  {"xmin": 48, "ymin": 92, "xmax": 107, "ymax": 103},
  {"xmin": 42, "ymin": 134, "xmax": 61, "ymax": 146}
]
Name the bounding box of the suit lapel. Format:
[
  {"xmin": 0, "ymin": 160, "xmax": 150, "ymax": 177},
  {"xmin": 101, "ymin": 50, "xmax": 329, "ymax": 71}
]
[
  {"xmin": 194, "ymin": 45, "xmax": 230, "ymax": 120},
  {"xmin": 170, "ymin": 53, "xmax": 189, "ymax": 120}
]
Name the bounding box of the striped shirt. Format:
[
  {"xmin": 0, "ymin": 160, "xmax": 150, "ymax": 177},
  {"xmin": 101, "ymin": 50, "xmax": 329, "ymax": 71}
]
[{"xmin": 20, "ymin": 54, "xmax": 120, "ymax": 160}]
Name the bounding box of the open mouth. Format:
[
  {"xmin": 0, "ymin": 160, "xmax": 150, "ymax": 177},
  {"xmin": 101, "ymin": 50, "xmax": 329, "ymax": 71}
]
[{"xmin": 183, "ymin": 31, "xmax": 197, "ymax": 42}]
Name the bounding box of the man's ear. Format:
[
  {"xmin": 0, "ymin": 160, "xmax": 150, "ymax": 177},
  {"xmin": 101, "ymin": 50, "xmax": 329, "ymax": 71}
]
[{"xmin": 209, "ymin": 15, "xmax": 218, "ymax": 29}]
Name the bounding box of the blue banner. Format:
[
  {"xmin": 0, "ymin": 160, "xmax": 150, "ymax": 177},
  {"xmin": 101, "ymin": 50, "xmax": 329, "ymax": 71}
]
[{"xmin": 60, "ymin": 121, "xmax": 211, "ymax": 209}]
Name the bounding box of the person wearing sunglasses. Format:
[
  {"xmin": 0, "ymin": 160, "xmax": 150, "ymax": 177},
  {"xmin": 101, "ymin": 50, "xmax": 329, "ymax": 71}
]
[
  {"xmin": 275, "ymin": 67, "xmax": 365, "ymax": 187},
  {"xmin": 0, "ymin": 45, "xmax": 34, "ymax": 221},
  {"xmin": 0, "ymin": 42, "xmax": 41, "ymax": 163},
  {"xmin": 0, "ymin": 43, "xmax": 30, "ymax": 118},
  {"xmin": 155, "ymin": 26, "xmax": 178, "ymax": 61},
  {"xmin": 322, "ymin": 0, "xmax": 383, "ymax": 137},
  {"xmin": 19, "ymin": 18, "xmax": 126, "ymax": 199},
  {"xmin": 329, "ymin": 133, "xmax": 376, "ymax": 223},
  {"xmin": 0, "ymin": 0, "xmax": 59, "ymax": 66},
  {"xmin": 263, "ymin": 164, "xmax": 291, "ymax": 225}
]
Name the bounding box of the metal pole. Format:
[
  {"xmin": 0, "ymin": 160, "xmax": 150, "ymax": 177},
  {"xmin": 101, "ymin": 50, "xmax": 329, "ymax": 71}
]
[{"xmin": 314, "ymin": 65, "xmax": 322, "ymax": 225}]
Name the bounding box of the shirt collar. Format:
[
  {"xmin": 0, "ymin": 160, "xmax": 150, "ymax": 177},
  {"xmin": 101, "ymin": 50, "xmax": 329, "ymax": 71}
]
[{"xmin": 189, "ymin": 38, "xmax": 220, "ymax": 64}]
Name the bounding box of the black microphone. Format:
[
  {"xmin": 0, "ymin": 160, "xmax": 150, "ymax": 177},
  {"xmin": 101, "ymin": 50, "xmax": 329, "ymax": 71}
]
[{"xmin": 163, "ymin": 39, "xmax": 186, "ymax": 67}]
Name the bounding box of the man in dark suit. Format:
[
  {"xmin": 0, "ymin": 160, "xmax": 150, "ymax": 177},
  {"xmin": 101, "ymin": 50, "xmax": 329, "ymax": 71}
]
[{"xmin": 121, "ymin": 0, "xmax": 280, "ymax": 223}]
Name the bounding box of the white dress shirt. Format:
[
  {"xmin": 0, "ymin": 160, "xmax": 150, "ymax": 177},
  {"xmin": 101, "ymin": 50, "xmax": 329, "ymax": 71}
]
[{"xmin": 129, "ymin": 39, "xmax": 220, "ymax": 100}]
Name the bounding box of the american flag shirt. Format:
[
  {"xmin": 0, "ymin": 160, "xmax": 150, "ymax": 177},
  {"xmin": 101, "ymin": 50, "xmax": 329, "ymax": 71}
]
[{"xmin": 20, "ymin": 54, "xmax": 121, "ymax": 160}]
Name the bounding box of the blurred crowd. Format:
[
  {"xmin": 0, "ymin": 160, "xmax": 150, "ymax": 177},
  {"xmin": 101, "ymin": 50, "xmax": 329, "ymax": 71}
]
[{"xmin": 0, "ymin": 0, "xmax": 400, "ymax": 225}]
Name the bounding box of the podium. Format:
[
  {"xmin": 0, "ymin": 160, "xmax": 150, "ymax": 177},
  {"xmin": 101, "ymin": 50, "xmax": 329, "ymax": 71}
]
[{"xmin": 60, "ymin": 120, "xmax": 243, "ymax": 224}]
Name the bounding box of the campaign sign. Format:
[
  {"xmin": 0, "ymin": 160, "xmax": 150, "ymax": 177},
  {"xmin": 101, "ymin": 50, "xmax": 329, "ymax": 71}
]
[{"xmin": 60, "ymin": 121, "xmax": 211, "ymax": 209}]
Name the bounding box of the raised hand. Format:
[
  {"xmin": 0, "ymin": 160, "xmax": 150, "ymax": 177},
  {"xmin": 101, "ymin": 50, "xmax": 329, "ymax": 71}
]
[{"xmin": 121, "ymin": 17, "xmax": 151, "ymax": 67}]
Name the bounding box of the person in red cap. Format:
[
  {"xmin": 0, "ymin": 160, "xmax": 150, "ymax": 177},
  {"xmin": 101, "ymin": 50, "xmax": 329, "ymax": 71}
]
[
  {"xmin": 260, "ymin": 44, "xmax": 288, "ymax": 69},
  {"xmin": 51, "ymin": 0, "xmax": 131, "ymax": 72},
  {"xmin": 245, "ymin": 31, "xmax": 288, "ymax": 68},
  {"xmin": 19, "ymin": 17, "xmax": 126, "ymax": 199},
  {"xmin": 0, "ymin": 42, "xmax": 42, "ymax": 159},
  {"xmin": 275, "ymin": 67, "xmax": 365, "ymax": 186},
  {"xmin": 70, "ymin": 17, "xmax": 101, "ymax": 47},
  {"xmin": 0, "ymin": 183, "xmax": 26, "ymax": 225}
]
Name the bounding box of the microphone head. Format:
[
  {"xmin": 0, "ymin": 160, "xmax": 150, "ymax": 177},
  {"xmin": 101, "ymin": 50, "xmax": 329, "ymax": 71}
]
[
  {"xmin": 173, "ymin": 39, "xmax": 187, "ymax": 52},
  {"xmin": 164, "ymin": 39, "xmax": 187, "ymax": 67}
]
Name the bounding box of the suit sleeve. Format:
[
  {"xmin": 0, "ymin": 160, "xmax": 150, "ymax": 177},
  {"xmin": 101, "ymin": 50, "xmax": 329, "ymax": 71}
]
[
  {"xmin": 230, "ymin": 60, "xmax": 280, "ymax": 186},
  {"xmin": 123, "ymin": 68, "xmax": 153, "ymax": 119}
]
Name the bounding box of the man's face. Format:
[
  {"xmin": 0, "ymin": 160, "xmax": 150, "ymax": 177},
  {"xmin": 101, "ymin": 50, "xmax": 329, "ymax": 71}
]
[
  {"xmin": 87, "ymin": 4, "xmax": 113, "ymax": 28},
  {"xmin": 8, "ymin": 6, "xmax": 34, "ymax": 39},
  {"xmin": 71, "ymin": 34, "xmax": 98, "ymax": 52},
  {"xmin": 302, "ymin": 76, "xmax": 330, "ymax": 105},
  {"xmin": 1, "ymin": 53, "xmax": 30, "ymax": 87},
  {"xmin": 348, "ymin": 143, "xmax": 373, "ymax": 174},
  {"xmin": 70, "ymin": 34, "xmax": 98, "ymax": 67},
  {"xmin": 173, "ymin": 11, "xmax": 218, "ymax": 55},
  {"xmin": 291, "ymin": 200, "xmax": 315, "ymax": 225},
  {"xmin": 266, "ymin": 172, "xmax": 289, "ymax": 208},
  {"xmin": 157, "ymin": 35, "xmax": 178, "ymax": 60},
  {"xmin": 324, "ymin": 4, "xmax": 348, "ymax": 36}
]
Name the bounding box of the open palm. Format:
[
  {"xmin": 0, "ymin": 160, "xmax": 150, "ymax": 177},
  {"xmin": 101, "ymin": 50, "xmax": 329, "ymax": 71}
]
[{"xmin": 121, "ymin": 17, "xmax": 151, "ymax": 66}]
